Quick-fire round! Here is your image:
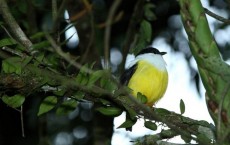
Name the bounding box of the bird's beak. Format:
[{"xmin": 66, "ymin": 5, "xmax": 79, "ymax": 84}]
[{"xmin": 160, "ymin": 52, "xmax": 167, "ymax": 55}]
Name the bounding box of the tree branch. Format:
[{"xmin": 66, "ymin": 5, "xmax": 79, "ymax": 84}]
[
  {"xmin": 179, "ymin": 0, "xmax": 230, "ymax": 143},
  {"xmin": 2, "ymin": 46, "xmax": 26, "ymax": 58},
  {"xmin": 104, "ymin": 0, "xmax": 122, "ymax": 69},
  {"xmin": 0, "ymin": 65, "xmax": 214, "ymax": 145},
  {"xmin": 0, "ymin": 0, "xmax": 34, "ymax": 54},
  {"xmin": 217, "ymin": 82, "xmax": 230, "ymax": 142},
  {"xmin": 135, "ymin": 129, "xmax": 180, "ymax": 145},
  {"xmin": 45, "ymin": 33, "xmax": 93, "ymax": 74},
  {"xmin": 51, "ymin": 0, "xmax": 68, "ymax": 32},
  {"xmin": 52, "ymin": 0, "xmax": 58, "ymax": 21},
  {"xmin": 119, "ymin": 0, "xmax": 145, "ymax": 72}
]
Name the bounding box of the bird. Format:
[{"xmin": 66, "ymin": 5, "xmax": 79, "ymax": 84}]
[{"xmin": 120, "ymin": 46, "xmax": 168, "ymax": 107}]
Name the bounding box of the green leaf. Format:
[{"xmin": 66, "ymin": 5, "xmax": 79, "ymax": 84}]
[
  {"xmin": 181, "ymin": 134, "xmax": 191, "ymax": 143},
  {"xmin": 133, "ymin": 42, "xmax": 146, "ymax": 55},
  {"xmin": 2, "ymin": 57, "xmax": 22, "ymax": 74},
  {"xmin": 2, "ymin": 56, "xmax": 32, "ymax": 74},
  {"xmin": 53, "ymin": 88, "xmax": 66, "ymax": 96},
  {"xmin": 43, "ymin": 54, "xmax": 59, "ymax": 68},
  {"xmin": 155, "ymin": 108, "xmax": 170, "ymax": 115},
  {"xmin": 80, "ymin": 75, "xmax": 89, "ymax": 85},
  {"xmin": 73, "ymin": 91, "xmax": 85, "ymax": 100},
  {"xmin": 33, "ymin": 41, "xmax": 50, "ymax": 50},
  {"xmin": 144, "ymin": 3, "xmax": 156, "ymax": 21},
  {"xmin": 100, "ymin": 76, "xmax": 117, "ymax": 92},
  {"xmin": 197, "ymin": 134, "xmax": 211, "ymax": 144},
  {"xmin": 96, "ymin": 106, "xmax": 122, "ymax": 117},
  {"xmin": 21, "ymin": 56, "xmax": 33, "ymax": 67},
  {"xmin": 161, "ymin": 129, "xmax": 177, "ymax": 137},
  {"xmin": 198, "ymin": 126, "xmax": 215, "ymax": 140},
  {"xmin": 80, "ymin": 64, "xmax": 89, "ymax": 74},
  {"xmin": 124, "ymin": 105, "xmax": 137, "ymax": 120},
  {"xmin": 2, "ymin": 94, "xmax": 25, "ymax": 108},
  {"xmin": 99, "ymin": 99, "xmax": 111, "ymax": 105},
  {"xmin": 38, "ymin": 96, "xmax": 57, "ymax": 116},
  {"xmin": 137, "ymin": 92, "xmax": 147, "ymax": 104},
  {"xmin": 56, "ymin": 99, "xmax": 78, "ymax": 115},
  {"xmin": 140, "ymin": 20, "xmax": 152, "ymax": 43},
  {"xmin": 180, "ymin": 99, "xmax": 185, "ymax": 114},
  {"xmin": 34, "ymin": 53, "xmax": 45, "ymax": 64},
  {"xmin": 75, "ymin": 72, "xmax": 83, "ymax": 83},
  {"xmin": 88, "ymin": 70, "xmax": 104, "ymax": 86},
  {"xmin": 117, "ymin": 118, "xmax": 137, "ymax": 129},
  {"xmin": 30, "ymin": 32, "xmax": 46, "ymax": 40},
  {"xmin": 75, "ymin": 64, "xmax": 89, "ymax": 85},
  {"xmin": 100, "ymin": 76, "xmax": 107, "ymax": 87},
  {"xmin": 90, "ymin": 61, "xmax": 96, "ymax": 69},
  {"xmin": 132, "ymin": 20, "xmax": 152, "ymax": 54},
  {"xmin": 0, "ymin": 38, "xmax": 17, "ymax": 47},
  {"xmin": 144, "ymin": 121, "xmax": 157, "ymax": 131}
]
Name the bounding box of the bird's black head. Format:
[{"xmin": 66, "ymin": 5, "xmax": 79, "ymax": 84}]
[{"xmin": 136, "ymin": 47, "xmax": 167, "ymax": 56}]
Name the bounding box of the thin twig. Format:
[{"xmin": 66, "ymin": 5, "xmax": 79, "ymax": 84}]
[
  {"xmin": 104, "ymin": 0, "xmax": 122, "ymax": 69},
  {"xmin": 80, "ymin": 3, "xmax": 95, "ymax": 63},
  {"xmin": 0, "ymin": 24, "xmax": 14, "ymax": 39},
  {"xmin": 2, "ymin": 46, "xmax": 26, "ymax": 58},
  {"xmin": 52, "ymin": 0, "xmax": 58, "ymax": 21},
  {"xmin": 25, "ymin": 0, "xmax": 38, "ymax": 33},
  {"xmin": 52, "ymin": 0, "xmax": 60, "ymax": 43},
  {"xmin": 204, "ymin": 8, "xmax": 230, "ymax": 24},
  {"xmin": 0, "ymin": 0, "xmax": 34, "ymax": 54},
  {"xmin": 20, "ymin": 105, "xmax": 25, "ymax": 137},
  {"xmin": 52, "ymin": 0, "xmax": 68, "ymax": 33},
  {"xmin": 119, "ymin": 0, "xmax": 145, "ymax": 73},
  {"xmin": 45, "ymin": 33, "xmax": 93, "ymax": 74}
]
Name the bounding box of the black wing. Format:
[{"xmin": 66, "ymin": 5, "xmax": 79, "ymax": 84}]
[{"xmin": 120, "ymin": 64, "xmax": 137, "ymax": 85}]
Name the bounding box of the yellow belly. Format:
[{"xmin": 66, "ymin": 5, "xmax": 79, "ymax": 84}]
[{"xmin": 128, "ymin": 60, "xmax": 168, "ymax": 106}]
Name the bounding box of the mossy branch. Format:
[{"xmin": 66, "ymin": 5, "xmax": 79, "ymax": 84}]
[
  {"xmin": 0, "ymin": 64, "xmax": 213, "ymax": 144},
  {"xmin": 179, "ymin": 0, "xmax": 230, "ymax": 143}
]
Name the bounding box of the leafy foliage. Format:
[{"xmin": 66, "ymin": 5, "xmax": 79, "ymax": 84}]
[
  {"xmin": 137, "ymin": 92, "xmax": 148, "ymax": 104},
  {"xmin": 37, "ymin": 96, "xmax": 57, "ymax": 116},
  {"xmin": 117, "ymin": 118, "xmax": 137, "ymax": 129},
  {"xmin": 96, "ymin": 106, "xmax": 122, "ymax": 117},
  {"xmin": 0, "ymin": 38, "xmax": 17, "ymax": 47},
  {"xmin": 56, "ymin": 98, "xmax": 78, "ymax": 115},
  {"xmin": 2, "ymin": 94, "xmax": 25, "ymax": 108},
  {"xmin": 2, "ymin": 57, "xmax": 23, "ymax": 74},
  {"xmin": 144, "ymin": 120, "xmax": 157, "ymax": 131},
  {"xmin": 180, "ymin": 99, "xmax": 185, "ymax": 115}
]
